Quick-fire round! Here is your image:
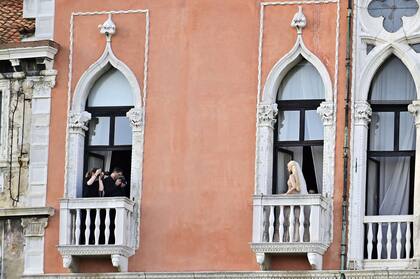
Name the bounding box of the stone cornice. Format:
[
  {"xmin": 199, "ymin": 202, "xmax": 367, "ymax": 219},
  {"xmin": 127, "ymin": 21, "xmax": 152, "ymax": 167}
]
[
  {"xmin": 0, "ymin": 41, "xmax": 58, "ymax": 61},
  {"xmin": 21, "ymin": 270, "xmax": 420, "ymax": 279},
  {"xmin": 0, "ymin": 206, "xmax": 54, "ymax": 218}
]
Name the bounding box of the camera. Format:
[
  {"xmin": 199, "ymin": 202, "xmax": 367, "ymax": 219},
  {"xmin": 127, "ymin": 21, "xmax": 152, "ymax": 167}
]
[{"xmin": 117, "ymin": 176, "xmax": 127, "ymax": 184}]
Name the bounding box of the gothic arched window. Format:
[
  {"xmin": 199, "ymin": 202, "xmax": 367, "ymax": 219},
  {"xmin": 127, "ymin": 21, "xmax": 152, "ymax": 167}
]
[
  {"xmin": 366, "ymin": 56, "xmax": 416, "ymax": 217},
  {"xmin": 84, "ymin": 67, "xmax": 134, "ymax": 197},
  {"xmin": 273, "ymin": 58, "xmax": 325, "ymax": 194}
]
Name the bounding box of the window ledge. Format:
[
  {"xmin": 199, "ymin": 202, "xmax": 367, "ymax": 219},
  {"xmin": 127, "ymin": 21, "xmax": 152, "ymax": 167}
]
[{"xmin": 58, "ymin": 245, "xmax": 134, "ymax": 258}]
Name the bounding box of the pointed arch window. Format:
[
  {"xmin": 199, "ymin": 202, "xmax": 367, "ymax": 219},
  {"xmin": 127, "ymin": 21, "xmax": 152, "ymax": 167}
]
[
  {"xmin": 366, "ymin": 56, "xmax": 416, "ymax": 217},
  {"xmin": 84, "ymin": 67, "xmax": 134, "ymax": 198},
  {"xmin": 274, "ymin": 58, "xmax": 325, "ymax": 194}
]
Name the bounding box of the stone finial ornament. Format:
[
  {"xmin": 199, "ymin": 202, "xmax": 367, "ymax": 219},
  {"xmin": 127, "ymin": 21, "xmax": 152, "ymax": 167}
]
[
  {"xmin": 98, "ymin": 14, "xmax": 116, "ymax": 40},
  {"xmin": 291, "ymin": 6, "xmax": 307, "ymax": 35}
]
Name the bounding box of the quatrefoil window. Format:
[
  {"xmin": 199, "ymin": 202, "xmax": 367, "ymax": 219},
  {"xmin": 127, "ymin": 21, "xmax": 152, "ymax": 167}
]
[{"xmin": 368, "ymin": 0, "xmax": 419, "ymax": 33}]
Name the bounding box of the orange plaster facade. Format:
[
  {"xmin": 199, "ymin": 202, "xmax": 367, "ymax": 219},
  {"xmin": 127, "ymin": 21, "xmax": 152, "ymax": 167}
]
[{"xmin": 44, "ymin": 0, "xmax": 348, "ymax": 274}]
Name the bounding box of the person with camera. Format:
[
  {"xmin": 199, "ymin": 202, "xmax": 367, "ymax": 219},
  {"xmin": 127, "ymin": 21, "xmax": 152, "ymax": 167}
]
[
  {"xmin": 103, "ymin": 167, "xmax": 127, "ymax": 197},
  {"xmin": 84, "ymin": 168, "xmax": 104, "ymax": 197}
]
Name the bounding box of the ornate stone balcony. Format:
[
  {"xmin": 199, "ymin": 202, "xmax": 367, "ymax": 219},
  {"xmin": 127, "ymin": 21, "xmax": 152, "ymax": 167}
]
[
  {"xmin": 251, "ymin": 194, "xmax": 331, "ymax": 270},
  {"xmin": 58, "ymin": 197, "xmax": 135, "ymax": 272}
]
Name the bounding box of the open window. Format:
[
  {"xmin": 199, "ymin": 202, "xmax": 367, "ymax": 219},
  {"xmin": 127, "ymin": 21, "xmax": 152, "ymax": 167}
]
[
  {"xmin": 273, "ymin": 58, "xmax": 325, "ymax": 194},
  {"xmin": 83, "ymin": 68, "xmax": 134, "ymax": 198}
]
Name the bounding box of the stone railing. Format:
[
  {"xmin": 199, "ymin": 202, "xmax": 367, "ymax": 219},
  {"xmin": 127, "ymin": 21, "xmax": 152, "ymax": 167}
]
[
  {"xmin": 251, "ymin": 194, "xmax": 330, "ymax": 270},
  {"xmin": 363, "ymin": 214, "xmax": 414, "ymax": 269},
  {"xmin": 58, "ymin": 197, "xmax": 135, "ymax": 272}
]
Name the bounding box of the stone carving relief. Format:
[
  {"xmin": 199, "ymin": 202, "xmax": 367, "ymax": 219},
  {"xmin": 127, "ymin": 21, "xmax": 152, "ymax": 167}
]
[
  {"xmin": 257, "ymin": 103, "xmax": 278, "ymax": 129},
  {"xmin": 68, "ymin": 111, "xmax": 91, "ymax": 131}
]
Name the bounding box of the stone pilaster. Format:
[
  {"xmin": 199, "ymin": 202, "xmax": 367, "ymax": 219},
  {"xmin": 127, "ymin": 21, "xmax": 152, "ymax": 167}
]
[
  {"xmin": 348, "ymin": 101, "xmax": 372, "ymax": 267},
  {"xmin": 21, "ymin": 217, "xmax": 48, "ymax": 275}
]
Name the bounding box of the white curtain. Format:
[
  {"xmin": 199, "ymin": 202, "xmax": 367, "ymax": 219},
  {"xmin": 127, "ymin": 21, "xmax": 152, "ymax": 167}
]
[
  {"xmin": 304, "ymin": 110, "xmax": 324, "ymax": 193},
  {"xmin": 278, "ymin": 60, "xmax": 324, "ymax": 100},
  {"xmin": 370, "ymin": 56, "xmax": 416, "ymax": 101}
]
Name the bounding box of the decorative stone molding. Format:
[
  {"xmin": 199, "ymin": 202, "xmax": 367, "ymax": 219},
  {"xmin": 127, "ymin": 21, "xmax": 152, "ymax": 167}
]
[
  {"xmin": 68, "ymin": 111, "xmax": 91, "ymax": 132},
  {"xmin": 250, "ymin": 242, "xmax": 329, "ymax": 254},
  {"xmin": 33, "ymin": 75, "xmax": 57, "ymax": 92},
  {"xmin": 127, "ymin": 107, "xmax": 144, "ymax": 131},
  {"xmin": 354, "ymin": 101, "xmax": 372, "ymax": 126},
  {"xmin": 111, "ymin": 255, "xmax": 128, "ymax": 272},
  {"xmin": 317, "ymin": 101, "xmax": 334, "ymax": 126},
  {"xmin": 257, "ymin": 103, "xmax": 278, "ymax": 128},
  {"xmin": 291, "ymin": 6, "xmax": 306, "ymax": 35},
  {"xmin": 21, "ymin": 217, "xmax": 48, "ymax": 237},
  {"xmin": 255, "ymin": 253, "xmax": 268, "ymax": 271},
  {"xmin": 408, "ymin": 100, "xmax": 420, "ymax": 126},
  {"xmin": 307, "ymin": 253, "xmax": 323, "ymax": 270},
  {"xmin": 22, "ymin": 270, "xmax": 420, "ymax": 279}
]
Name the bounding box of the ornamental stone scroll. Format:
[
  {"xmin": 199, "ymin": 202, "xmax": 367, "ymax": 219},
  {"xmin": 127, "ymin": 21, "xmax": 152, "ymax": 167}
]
[
  {"xmin": 317, "ymin": 101, "xmax": 334, "ymax": 126},
  {"xmin": 127, "ymin": 107, "xmax": 144, "ymax": 132},
  {"xmin": 68, "ymin": 111, "xmax": 91, "ymax": 132},
  {"xmin": 354, "ymin": 101, "xmax": 372, "ymax": 127},
  {"xmin": 408, "ymin": 100, "xmax": 420, "ymax": 126}
]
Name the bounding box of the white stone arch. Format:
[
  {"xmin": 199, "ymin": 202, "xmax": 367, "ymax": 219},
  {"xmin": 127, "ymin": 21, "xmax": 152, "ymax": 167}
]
[
  {"xmin": 261, "ymin": 36, "xmax": 334, "ymax": 105},
  {"xmin": 357, "ymin": 43, "xmax": 420, "ymax": 102},
  {"xmin": 256, "ymin": 36, "xmax": 335, "ymax": 197}
]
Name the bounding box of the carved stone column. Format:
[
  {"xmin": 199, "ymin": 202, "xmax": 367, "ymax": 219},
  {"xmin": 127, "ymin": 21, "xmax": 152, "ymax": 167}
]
[
  {"xmin": 253, "ymin": 103, "xmax": 277, "ymax": 270},
  {"xmin": 255, "ymin": 103, "xmax": 278, "ymax": 195},
  {"xmin": 312, "ymin": 101, "xmax": 334, "ymax": 267},
  {"xmin": 21, "ymin": 217, "xmax": 48, "ymax": 275},
  {"xmin": 347, "ymin": 101, "xmax": 372, "ymax": 269},
  {"xmin": 126, "ymin": 107, "xmax": 143, "ymax": 249},
  {"xmin": 66, "ymin": 111, "xmax": 91, "ymax": 198},
  {"xmin": 408, "ymin": 100, "xmax": 420, "ymax": 265},
  {"xmin": 317, "ymin": 101, "xmax": 334, "ymax": 196}
]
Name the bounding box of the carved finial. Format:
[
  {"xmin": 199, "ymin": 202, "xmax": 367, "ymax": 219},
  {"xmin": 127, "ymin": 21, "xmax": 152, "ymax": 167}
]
[
  {"xmin": 291, "ymin": 6, "xmax": 306, "ymax": 35},
  {"xmin": 98, "ymin": 14, "xmax": 116, "ymax": 41}
]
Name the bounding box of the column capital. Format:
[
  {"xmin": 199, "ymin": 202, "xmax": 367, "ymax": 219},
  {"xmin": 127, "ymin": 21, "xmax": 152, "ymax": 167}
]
[
  {"xmin": 126, "ymin": 107, "xmax": 144, "ymax": 132},
  {"xmin": 408, "ymin": 100, "xmax": 420, "ymax": 126},
  {"xmin": 68, "ymin": 111, "xmax": 91, "ymax": 132},
  {"xmin": 257, "ymin": 103, "xmax": 278, "ymax": 129},
  {"xmin": 317, "ymin": 101, "xmax": 334, "ymax": 126},
  {"xmin": 354, "ymin": 101, "xmax": 372, "ymax": 126},
  {"xmin": 21, "ymin": 217, "xmax": 48, "ymax": 237}
]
